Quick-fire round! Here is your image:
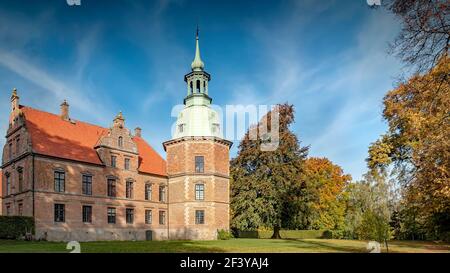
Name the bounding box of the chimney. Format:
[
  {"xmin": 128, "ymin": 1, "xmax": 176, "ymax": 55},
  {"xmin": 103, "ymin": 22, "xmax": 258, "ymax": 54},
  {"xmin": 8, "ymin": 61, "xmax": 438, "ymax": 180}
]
[
  {"xmin": 60, "ymin": 100, "xmax": 69, "ymax": 121},
  {"xmin": 134, "ymin": 127, "xmax": 142, "ymax": 137}
]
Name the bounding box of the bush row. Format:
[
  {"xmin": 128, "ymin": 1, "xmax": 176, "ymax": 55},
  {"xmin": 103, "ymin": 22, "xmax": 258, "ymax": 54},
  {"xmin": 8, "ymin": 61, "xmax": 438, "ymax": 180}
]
[{"xmin": 0, "ymin": 216, "xmax": 35, "ymax": 239}]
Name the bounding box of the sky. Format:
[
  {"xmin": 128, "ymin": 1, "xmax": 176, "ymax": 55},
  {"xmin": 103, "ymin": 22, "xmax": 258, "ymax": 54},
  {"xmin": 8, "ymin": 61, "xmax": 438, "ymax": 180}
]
[{"xmin": 0, "ymin": 0, "xmax": 405, "ymax": 180}]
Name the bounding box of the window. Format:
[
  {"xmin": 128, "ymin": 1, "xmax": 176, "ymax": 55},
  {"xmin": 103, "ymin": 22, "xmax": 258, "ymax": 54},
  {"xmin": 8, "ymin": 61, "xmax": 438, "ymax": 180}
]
[
  {"xmin": 111, "ymin": 155, "xmax": 117, "ymax": 168},
  {"xmin": 54, "ymin": 170, "xmax": 65, "ymax": 192},
  {"xmin": 195, "ymin": 210, "xmax": 205, "ymax": 224},
  {"xmin": 82, "ymin": 174, "xmax": 92, "ymax": 195},
  {"xmin": 195, "ymin": 184, "xmax": 205, "ymax": 200},
  {"xmin": 212, "ymin": 123, "xmax": 220, "ymax": 134},
  {"xmin": 159, "ymin": 211, "xmax": 166, "ymax": 225},
  {"xmin": 190, "ymin": 81, "xmax": 193, "ymax": 94},
  {"xmin": 5, "ymin": 173, "xmax": 11, "ymax": 195},
  {"xmin": 126, "ymin": 181, "xmax": 133, "ymax": 199},
  {"xmin": 159, "ymin": 185, "xmax": 166, "ymax": 202},
  {"xmin": 18, "ymin": 168, "xmax": 23, "ymax": 192},
  {"xmin": 8, "ymin": 142, "xmax": 12, "ymax": 160},
  {"xmin": 145, "ymin": 183, "xmax": 152, "ymax": 201},
  {"xmin": 145, "ymin": 210, "xmax": 152, "ymax": 224},
  {"xmin": 126, "ymin": 208, "xmax": 134, "ymax": 224},
  {"xmin": 6, "ymin": 205, "xmax": 11, "ymax": 216},
  {"xmin": 107, "ymin": 178, "xmax": 116, "ymax": 197},
  {"xmin": 54, "ymin": 204, "xmax": 65, "ymax": 222},
  {"xmin": 18, "ymin": 203, "xmax": 23, "ymax": 216},
  {"xmin": 195, "ymin": 156, "xmax": 204, "ymax": 173},
  {"xmin": 118, "ymin": 136, "xmax": 123, "ymax": 147},
  {"xmin": 178, "ymin": 124, "xmax": 185, "ymax": 133},
  {"xmin": 16, "ymin": 138, "xmax": 20, "ymax": 155},
  {"xmin": 82, "ymin": 205, "xmax": 92, "ymax": 223},
  {"xmin": 196, "ymin": 80, "xmax": 201, "ymax": 93},
  {"xmin": 124, "ymin": 158, "xmax": 130, "ymax": 170},
  {"xmin": 107, "ymin": 207, "xmax": 116, "ymax": 224}
]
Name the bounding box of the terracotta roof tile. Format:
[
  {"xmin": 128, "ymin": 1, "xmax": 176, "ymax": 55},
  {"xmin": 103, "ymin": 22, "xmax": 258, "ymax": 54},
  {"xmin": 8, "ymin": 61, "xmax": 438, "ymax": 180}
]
[{"xmin": 20, "ymin": 106, "xmax": 166, "ymax": 176}]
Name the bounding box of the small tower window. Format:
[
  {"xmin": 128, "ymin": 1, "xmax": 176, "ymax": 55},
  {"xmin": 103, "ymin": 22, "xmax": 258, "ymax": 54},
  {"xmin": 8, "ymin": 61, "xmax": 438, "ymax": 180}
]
[
  {"xmin": 196, "ymin": 80, "xmax": 201, "ymax": 93},
  {"xmin": 178, "ymin": 123, "xmax": 185, "ymax": 133},
  {"xmin": 190, "ymin": 81, "xmax": 193, "ymax": 94},
  {"xmin": 118, "ymin": 136, "xmax": 123, "ymax": 147}
]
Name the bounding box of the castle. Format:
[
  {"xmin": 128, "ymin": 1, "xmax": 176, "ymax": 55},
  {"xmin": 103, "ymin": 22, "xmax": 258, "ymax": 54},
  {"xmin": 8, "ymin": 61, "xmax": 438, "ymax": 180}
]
[{"xmin": 0, "ymin": 32, "xmax": 232, "ymax": 241}]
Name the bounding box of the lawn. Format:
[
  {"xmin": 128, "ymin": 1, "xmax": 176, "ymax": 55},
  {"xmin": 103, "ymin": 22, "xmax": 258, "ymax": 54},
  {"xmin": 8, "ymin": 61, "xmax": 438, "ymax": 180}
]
[{"xmin": 0, "ymin": 239, "xmax": 449, "ymax": 253}]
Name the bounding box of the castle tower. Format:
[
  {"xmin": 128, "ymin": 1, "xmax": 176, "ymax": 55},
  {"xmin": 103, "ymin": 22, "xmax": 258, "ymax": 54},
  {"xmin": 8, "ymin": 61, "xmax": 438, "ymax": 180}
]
[{"xmin": 163, "ymin": 29, "xmax": 232, "ymax": 240}]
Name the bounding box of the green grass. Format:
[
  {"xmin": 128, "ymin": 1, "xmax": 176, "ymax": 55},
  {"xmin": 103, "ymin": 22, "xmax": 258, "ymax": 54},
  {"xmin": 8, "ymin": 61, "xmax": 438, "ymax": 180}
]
[{"xmin": 0, "ymin": 239, "xmax": 449, "ymax": 253}]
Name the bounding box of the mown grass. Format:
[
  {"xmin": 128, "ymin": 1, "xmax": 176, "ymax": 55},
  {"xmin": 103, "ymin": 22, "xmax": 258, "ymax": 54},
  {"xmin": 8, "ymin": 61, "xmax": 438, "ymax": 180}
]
[{"xmin": 0, "ymin": 239, "xmax": 448, "ymax": 253}]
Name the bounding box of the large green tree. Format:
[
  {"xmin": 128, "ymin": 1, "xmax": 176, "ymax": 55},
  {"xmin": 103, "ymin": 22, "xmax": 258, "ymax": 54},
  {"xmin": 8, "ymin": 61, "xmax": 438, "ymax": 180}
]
[{"xmin": 230, "ymin": 103, "xmax": 309, "ymax": 238}]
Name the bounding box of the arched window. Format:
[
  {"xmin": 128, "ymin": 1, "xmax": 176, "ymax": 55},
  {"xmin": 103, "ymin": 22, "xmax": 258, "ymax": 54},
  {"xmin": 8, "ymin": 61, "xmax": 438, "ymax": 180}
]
[
  {"xmin": 118, "ymin": 136, "xmax": 123, "ymax": 147},
  {"xmin": 196, "ymin": 80, "xmax": 201, "ymax": 93},
  {"xmin": 190, "ymin": 81, "xmax": 193, "ymax": 94}
]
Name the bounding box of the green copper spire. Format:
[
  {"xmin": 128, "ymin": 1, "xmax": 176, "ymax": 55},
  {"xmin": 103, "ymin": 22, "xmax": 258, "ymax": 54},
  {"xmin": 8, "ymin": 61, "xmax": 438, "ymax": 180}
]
[{"xmin": 191, "ymin": 27, "xmax": 205, "ymax": 71}]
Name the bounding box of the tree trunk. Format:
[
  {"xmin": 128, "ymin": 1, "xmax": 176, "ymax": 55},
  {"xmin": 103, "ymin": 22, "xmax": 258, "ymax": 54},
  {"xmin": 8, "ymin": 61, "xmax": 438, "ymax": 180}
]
[
  {"xmin": 271, "ymin": 226, "xmax": 282, "ymax": 239},
  {"xmin": 385, "ymin": 239, "xmax": 389, "ymax": 253}
]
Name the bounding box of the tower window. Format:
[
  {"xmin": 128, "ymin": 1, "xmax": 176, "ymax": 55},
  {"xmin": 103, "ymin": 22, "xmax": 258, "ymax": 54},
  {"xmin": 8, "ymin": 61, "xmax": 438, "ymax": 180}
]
[
  {"xmin": 178, "ymin": 123, "xmax": 185, "ymax": 133},
  {"xmin": 190, "ymin": 81, "xmax": 193, "ymax": 94},
  {"xmin": 195, "ymin": 210, "xmax": 205, "ymax": 224},
  {"xmin": 196, "ymin": 80, "xmax": 201, "ymax": 93},
  {"xmin": 195, "ymin": 184, "xmax": 205, "ymax": 200},
  {"xmin": 195, "ymin": 156, "xmax": 204, "ymax": 173},
  {"xmin": 118, "ymin": 136, "xmax": 123, "ymax": 147}
]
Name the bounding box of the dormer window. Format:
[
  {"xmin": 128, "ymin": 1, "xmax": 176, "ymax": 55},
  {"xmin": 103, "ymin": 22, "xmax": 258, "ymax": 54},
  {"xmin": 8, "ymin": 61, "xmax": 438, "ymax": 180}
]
[
  {"xmin": 178, "ymin": 124, "xmax": 185, "ymax": 133},
  {"xmin": 212, "ymin": 123, "xmax": 220, "ymax": 134},
  {"xmin": 118, "ymin": 136, "xmax": 123, "ymax": 147}
]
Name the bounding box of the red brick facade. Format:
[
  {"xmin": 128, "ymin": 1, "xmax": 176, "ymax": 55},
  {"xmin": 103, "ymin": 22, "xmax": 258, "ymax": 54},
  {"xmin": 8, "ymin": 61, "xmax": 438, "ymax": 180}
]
[{"xmin": 1, "ymin": 90, "xmax": 231, "ymax": 241}]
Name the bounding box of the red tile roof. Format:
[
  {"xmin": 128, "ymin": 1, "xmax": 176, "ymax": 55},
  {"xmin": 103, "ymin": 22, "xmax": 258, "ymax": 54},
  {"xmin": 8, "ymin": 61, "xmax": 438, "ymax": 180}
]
[{"xmin": 20, "ymin": 106, "xmax": 166, "ymax": 176}]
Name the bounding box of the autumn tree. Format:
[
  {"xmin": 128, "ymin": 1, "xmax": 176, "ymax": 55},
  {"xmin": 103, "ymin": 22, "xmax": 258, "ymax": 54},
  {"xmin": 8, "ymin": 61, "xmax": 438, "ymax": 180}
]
[
  {"xmin": 367, "ymin": 55, "xmax": 450, "ymax": 239},
  {"xmin": 230, "ymin": 103, "xmax": 309, "ymax": 239},
  {"xmin": 301, "ymin": 158, "xmax": 351, "ymax": 231}
]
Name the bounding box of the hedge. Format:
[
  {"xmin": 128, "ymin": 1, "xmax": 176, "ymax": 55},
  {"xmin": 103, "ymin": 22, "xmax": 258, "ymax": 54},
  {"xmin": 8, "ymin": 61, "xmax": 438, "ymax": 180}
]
[
  {"xmin": 0, "ymin": 216, "xmax": 35, "ymax": 239},
  {"xmin": 236, "ymin": 230, "xmax": 328, "ymax": 239}
]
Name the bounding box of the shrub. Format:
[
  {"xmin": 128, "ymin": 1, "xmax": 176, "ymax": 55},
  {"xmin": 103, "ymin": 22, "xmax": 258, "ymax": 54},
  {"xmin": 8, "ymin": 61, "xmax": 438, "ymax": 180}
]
[
  {"xmin": 0, "ymin": 216, "xmax": 35, "ymax": 239},
  {"xmin": 217, "ymin": 229, "xmax": 233, "ymax": 240},
  {"xmin": 237, "ymin": 230, "xmax": 327, "ymax": 239}
]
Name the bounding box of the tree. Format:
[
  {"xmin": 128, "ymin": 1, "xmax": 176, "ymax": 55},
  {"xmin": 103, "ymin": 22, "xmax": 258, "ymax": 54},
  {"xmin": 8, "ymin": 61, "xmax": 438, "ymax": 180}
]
[
  {"xmin": 301, "ymin": 158, "xmax": 351, "ymax": 231},
  {"xmin": 388, "ymin": 0, "xmax": 449, "ymax": 72},
  {"xmin": 230, "ymin": 103, "xmax": 309, "ymax": 239},
  {"xmin": 367, "ymin": 56, "xmax": 450, "ymax": 239},
  {"xmin": 343, "ymin": 173, "xmax": 394, "ymax": 247}
]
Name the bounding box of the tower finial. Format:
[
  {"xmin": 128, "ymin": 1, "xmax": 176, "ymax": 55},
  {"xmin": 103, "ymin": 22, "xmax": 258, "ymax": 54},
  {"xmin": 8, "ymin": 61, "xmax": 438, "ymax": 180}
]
[{"xmin": 191, "ymin": 26, "xmax": 204, "ymax": 71}]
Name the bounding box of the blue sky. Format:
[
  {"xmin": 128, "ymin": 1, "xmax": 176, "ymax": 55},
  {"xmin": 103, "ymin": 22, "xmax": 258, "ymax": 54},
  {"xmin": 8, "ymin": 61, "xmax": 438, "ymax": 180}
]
[{"xmin": 0, "ymin": 0, "xmax": 404, "ymax": 180}]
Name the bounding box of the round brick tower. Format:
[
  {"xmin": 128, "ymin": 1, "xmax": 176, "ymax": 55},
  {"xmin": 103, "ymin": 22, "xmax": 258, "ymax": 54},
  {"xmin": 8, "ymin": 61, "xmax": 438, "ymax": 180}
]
[{"xmin": 163, "ymin": 29, "xmax": 232, "ymax": 240}]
